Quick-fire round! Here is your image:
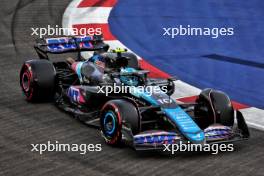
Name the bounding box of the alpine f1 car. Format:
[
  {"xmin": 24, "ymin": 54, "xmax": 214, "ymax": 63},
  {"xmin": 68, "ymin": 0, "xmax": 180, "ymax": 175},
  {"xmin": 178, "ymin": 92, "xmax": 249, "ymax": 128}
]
[{"xmin": 20, "ymin": 35, "xmax": 249, "ymax": 150}]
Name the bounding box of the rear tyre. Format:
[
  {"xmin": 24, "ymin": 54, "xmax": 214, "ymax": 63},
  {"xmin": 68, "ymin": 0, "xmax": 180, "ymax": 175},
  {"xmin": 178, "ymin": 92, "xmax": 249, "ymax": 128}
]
[
  {"xmin": 100, "ymin": 99, "xmax": 140, "ymax": 146},
  {"xmin": 20, "ymin": 59, "xmax": 56, "ymax": 102},
  {"xmin": 195, "ymin": 88, "xmax": 234, "ymax": 128}
]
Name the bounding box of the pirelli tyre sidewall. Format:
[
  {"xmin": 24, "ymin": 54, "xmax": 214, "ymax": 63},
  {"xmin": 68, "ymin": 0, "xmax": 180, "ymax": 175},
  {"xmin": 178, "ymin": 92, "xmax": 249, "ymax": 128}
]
[
  {"xmin": 195, "ymin": 88, "xmax": 234, "ymax": 128},
  {"xmin": 20, "ymin": 59, "xmax": 56, "ymax": 102},
  {"xmin": 100, "ymin": 99, "xmax": 140, "ymax": 146},
  {"xmin": 100, "ymin": 101, "xmax": 123, "ymax": 145}
]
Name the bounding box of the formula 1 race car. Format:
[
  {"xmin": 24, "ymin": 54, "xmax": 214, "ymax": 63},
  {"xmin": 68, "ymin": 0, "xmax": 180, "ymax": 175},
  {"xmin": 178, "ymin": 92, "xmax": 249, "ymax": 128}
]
[{"xmin": 20, "ymin": 35, "xmax": 249, "ymax": 150}]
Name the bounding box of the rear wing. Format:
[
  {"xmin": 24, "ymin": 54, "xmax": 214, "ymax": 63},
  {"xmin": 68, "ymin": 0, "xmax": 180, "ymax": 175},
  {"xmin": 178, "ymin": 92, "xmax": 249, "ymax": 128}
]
[{"xmin": 34, "ymin": 35, "xmax": 109, "ymax": 59}]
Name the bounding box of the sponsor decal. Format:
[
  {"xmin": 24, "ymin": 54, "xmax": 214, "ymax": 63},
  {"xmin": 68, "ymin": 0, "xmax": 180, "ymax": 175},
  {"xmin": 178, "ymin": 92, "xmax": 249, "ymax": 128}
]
[{"xmin": 67, "ymin": 86, "xmax": 85, "ymax": 104}]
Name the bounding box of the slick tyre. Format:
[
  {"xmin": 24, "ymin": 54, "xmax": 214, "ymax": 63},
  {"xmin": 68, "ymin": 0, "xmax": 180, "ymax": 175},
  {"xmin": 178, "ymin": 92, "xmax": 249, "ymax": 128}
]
[
  {"xmin": 100, "ymin": 99, "xmax": 140, "ymax": 146},
  {"xmin": 20, "ymin": 59, "xmax": 55, "ymax": 102},
  {"xmin": 195, "ymin": 89, "xmax": 234, "ymax": 128}
]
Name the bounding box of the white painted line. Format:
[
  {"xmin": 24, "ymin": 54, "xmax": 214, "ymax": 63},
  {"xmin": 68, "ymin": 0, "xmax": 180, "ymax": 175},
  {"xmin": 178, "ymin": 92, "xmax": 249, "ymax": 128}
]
[
  {"xmin": 172, "ymin": 80, "xmax": 201, "ymax": 99},
  {"xmin": 70, "ymin": 7, "xmax": 113, "ymax": 24},
  {"xmin": 62, "ymin": 0, "xmax": 83, "ymax": 30},
  {"xmin": 240, "ymin": 107, "xmax": 264, "ymax": 131}
]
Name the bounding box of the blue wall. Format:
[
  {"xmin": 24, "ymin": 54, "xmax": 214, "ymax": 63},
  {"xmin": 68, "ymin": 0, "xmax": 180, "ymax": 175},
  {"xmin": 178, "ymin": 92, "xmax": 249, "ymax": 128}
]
[{"xmin": 109, "ymin": 0, "xmax": 264, "ymax": 108}]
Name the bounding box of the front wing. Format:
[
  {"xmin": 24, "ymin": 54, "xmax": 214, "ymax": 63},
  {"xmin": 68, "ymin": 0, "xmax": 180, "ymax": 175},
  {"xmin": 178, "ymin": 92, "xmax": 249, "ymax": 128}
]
[{"xmin": 122, "ymin": 110, "xmax": 249, "ymax": 150}]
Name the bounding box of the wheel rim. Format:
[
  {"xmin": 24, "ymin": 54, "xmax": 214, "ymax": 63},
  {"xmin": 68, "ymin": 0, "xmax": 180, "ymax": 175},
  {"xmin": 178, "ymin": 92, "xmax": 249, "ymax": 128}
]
[
  {"xmin": 103, "ymin": 111, "xmax": 116, "ymax": 135},
  {"xmin": 22, "ymin": 71, "xmax": 30, "ymax": 92},
  {"xmin": 21, "ymin": 65, "xmax": 34, "ymax": 100}
]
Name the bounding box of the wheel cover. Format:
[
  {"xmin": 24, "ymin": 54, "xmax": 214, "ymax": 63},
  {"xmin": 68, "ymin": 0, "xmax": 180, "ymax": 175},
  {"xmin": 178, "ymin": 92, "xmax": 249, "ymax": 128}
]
[
  {"xmin": 103, "ymin": 111, "xmax": 116, "ymax": 136},
  {"xmin": 22, "ymin": 71, "xmax": 30, "ymax": 92},
  {"xmin": 21, "ymin": 64, "xmax": 34, "ymax": 100}
]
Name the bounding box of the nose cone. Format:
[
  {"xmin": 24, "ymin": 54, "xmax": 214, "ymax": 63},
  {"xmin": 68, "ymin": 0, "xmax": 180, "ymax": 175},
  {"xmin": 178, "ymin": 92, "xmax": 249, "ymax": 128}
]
[
  {"xmin": 185, "ymin": 131, "xmax": 205, "ymax": 144},
  {"xmin": 164, "ymin": 107, "xmax": 205, "ymax": 143}
]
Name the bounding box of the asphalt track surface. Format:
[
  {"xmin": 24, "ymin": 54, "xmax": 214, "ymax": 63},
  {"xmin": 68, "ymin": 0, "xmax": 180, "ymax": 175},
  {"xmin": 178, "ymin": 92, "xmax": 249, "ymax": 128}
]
[{"xmin": 0, "ymin": 0, "xmax": 264, "ymax": 176}]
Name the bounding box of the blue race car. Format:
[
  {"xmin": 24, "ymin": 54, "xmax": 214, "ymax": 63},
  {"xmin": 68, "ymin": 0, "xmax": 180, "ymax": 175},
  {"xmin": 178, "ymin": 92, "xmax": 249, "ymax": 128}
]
[{"xmin": 20, "ymin": 36, "xmax": 249, "ymax": 150}]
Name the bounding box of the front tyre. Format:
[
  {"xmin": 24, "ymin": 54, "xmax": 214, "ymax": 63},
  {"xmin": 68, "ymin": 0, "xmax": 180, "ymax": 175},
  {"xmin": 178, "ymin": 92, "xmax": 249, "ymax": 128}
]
[
  {"xmin": 195, "ymin": 88, "xmax": 234, "ymax": 128},
  {"xmin": 100, "ymin": 100, "xmax": 140, "ymax": 146}
]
